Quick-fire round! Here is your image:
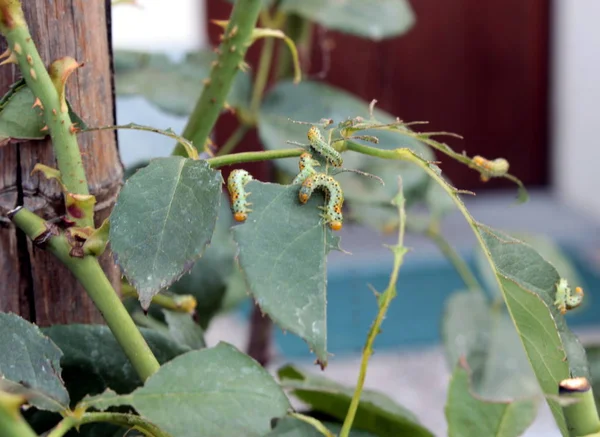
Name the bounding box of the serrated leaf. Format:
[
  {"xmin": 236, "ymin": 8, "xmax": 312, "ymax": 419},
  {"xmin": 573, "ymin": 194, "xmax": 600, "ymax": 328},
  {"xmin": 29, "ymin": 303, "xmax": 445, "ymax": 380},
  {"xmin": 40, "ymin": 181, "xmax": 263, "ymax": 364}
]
[
  {"xmin": 115, "ymin": 50, "xmax": 251, "ymax": 116},
  {"xmin": 474, "ymin": 233, "xmax": 586, "ymax": 302},
  {"xmin": 0, "ymin": 80, "xmax": 85, "ymax": 144},
  {"xmin": 475, "ymin": 223, "xmax": 589, "ymax": 435},
  {"xmin": 404, "ymin": 151, "xmax": 588, "ymax": 437},
  {"xmin": 278, "ymin": 365, "xmax": 433, "ymax": 437},
  {"xmin": 0, "ymin": 313, "xmax": 69, "ymax": 412},
  {"xmin": 268, "ymin": 417, "xmax": 377, "ymax": 436},
  {"xmin": 110, "ymin": 157, "xmax": 222, "ymax": 307},
  {"xmin": 259, "ymin": 81, "xmax": 433, "ymax": 231},
  {"xmin": 169, "ymin": 193, "xmax": 242, "ymax": 328},
  {"xmin": 446, "ymin": 361, "xmax": 538, "ymax": 437},
  {"xmin": 43, "ymin": 324, "xmax": 189, "ymax": 403},
  {"xmin": 442, "ymin": 292, "xmax": 539, "ymax": 400},
  {"xmin": 84, "ymin": 343, "xmax": 290, "ymax": 437},
  {"xmin": 232, "ymin": 182, "xmax": 341, "ymax": 365},
  {"xmin": 279, "ymin": 0, "xmax": 415, "ymax": 41}
]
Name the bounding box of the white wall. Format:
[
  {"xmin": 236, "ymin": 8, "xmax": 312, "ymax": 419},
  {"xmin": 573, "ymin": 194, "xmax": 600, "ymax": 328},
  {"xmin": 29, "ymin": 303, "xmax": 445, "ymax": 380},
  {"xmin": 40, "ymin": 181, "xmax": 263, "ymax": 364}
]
[
  {"xmin": 111, "ymin": 0, "xmax": 205, "ymax": 52},
  {"xmin": 552, "ymin": 0, "xmax": 600, "ymax": 220}
]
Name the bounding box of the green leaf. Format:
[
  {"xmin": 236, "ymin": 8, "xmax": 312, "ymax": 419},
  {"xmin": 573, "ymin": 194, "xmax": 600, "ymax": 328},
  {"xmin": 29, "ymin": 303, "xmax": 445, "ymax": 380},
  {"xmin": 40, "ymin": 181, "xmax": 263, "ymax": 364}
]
[
  {"xmin": 445, "ymin": 360, "xmax": 538, "ymax": 437},
  {"xmin": 402, "ymin": 149, "xmax": 583, "ymax": 436},
  {"xmin": 114, "ymin": 50, "xmax": 251, "ymax": 116},
  {"xmin": 475, "ymin": 223, "xmax": 589, "ymax": 435},
  {"xmin": 162, "ymin": 310, "xmax": 206, "ymax": 350},
  {"xmin": 84, "ymin": 343, "xmax": 291, "ymax": 437},
  {"xmin": 110, "ymin": 156, "xmax": 223, "ymax": 308},
  {"xmin": 278, "ymin": 365, "xmax": 433, "ymax": 437},
  {"xmin": 0, "ymin": 79, "xmax": 84, "ymax": 144},
  {"xmin": 259, "ymin": 80, "xmax": 433, "ymax": 231},
  {"xmin": 442, "ymin": 292, "xmax": 539, "ymax": 400},
  {"xmin": 268, "ymin": 417, "xmax": 377, "ymax": 436},
  {"xmin": 474, "ymin": 233, "xmax": 586, "ymax": 302},
  {"xmin": 0, "ymin": 313, "xmax": 69, "ymax": 412},
  {"xmin": 169, "ymin": 193, "xmax": 245, "ymax": 328},
  {"xmin": 232, "ymin": 182, "xmax": 341, "ymax": 365},
  {"xmin": 279, "ymin": 0, "xmax": 415, "ymax": 41},
  {"xmin": 43, "ymin": 324, "xmax": 189, "ymax": 403}
]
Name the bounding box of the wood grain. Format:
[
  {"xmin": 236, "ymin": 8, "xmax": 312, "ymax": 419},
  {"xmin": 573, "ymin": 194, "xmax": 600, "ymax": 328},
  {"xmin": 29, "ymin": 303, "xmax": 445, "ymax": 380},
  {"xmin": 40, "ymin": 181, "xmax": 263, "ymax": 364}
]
[{"xmin": 0, "ymin": 0, "xmax": 122, "ymax": 325}]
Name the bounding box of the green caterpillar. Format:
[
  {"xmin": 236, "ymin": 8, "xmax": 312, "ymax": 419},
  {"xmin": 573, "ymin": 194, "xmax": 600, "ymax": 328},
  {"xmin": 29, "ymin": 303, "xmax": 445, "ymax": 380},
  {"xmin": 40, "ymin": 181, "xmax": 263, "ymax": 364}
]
[
  {"xmin": 292, "ymin": 152, "xmax": 320, "ymax": 185},
  {"xmin": 554, "ymin": 278, "xmax": 584, "ymax": 315},
  {"xmin": 472, "ymin": 155, "xmax": 510, "ymax": 182},
  {"xmin": 299, "ymin": 173, "xmax": 344, "ymax": 231},
  {"xmin": 307, "ymin": 126, "xmax": 343, "ymax": 167},
  {"xmin": 227, "ymin": 169, "xmax": 253, "ymax": 222}
]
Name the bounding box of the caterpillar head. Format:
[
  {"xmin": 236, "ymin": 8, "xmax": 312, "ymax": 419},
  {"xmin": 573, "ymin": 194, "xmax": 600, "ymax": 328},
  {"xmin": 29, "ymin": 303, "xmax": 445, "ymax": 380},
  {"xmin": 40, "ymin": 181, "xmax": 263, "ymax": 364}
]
[
  {"xmin": 299, "ymin": 186, "xmax": 311, "ymax": 203},
  {"xmin": 329, "ymin": 221, "xmax": 342, "ymax": 231},
  {"xmin": 233, "ymin": 211, "xmax": 247, "ymax": 222},
  {"xmin": 307, "ymin": 126, "xmax": 321, "ymax": 143}
]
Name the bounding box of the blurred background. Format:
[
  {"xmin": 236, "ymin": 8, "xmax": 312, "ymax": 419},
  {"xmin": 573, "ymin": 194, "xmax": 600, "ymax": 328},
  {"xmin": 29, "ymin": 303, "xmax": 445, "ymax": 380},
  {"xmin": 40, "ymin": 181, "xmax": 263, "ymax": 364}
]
[{"xmin": 111, "ymin": 1, "xmax": 600, "ymax": 436}]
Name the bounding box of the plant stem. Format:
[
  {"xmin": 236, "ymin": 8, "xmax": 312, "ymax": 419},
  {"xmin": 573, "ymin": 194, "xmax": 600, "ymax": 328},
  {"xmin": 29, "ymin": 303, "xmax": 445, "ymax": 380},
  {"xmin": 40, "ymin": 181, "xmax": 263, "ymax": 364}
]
[
  {"xmin": 559, "ymin": 378, "xmax": 600, "ymax": 437},
  {"xmin": 217, "ymin": 125, "xmax": 249, "ymax": 156},
  {"xmin": 174, "ymin": 0, "xmax": 262, "ymax": 156},
  {"xmin": 0, "ymin": 1, "xmax": 91, "ymax": 226},
  {"xmin": 48, "ymin": 411, "xmax": 169, "ymax": 437},
  {"xmin": 340, "ymin": 178, "xmax": 408, "ymax": 437},
  {"xmin": 425, "ymin": 225, "xmax": 482, "ymax": 291},
  {"xmin": 207, "ymin": 147, "xmax": 303, "ymax": 168},
  {"xmin": 0, "ymin": 392, "xmax": 37, "ymax": 437},
  {"xmin": 9, "ymin": 207, "xmax": 160, "ymax": 381},
  {"xmin": 289, "ymin": 412, "xmax": 335, "ymax": 437},
  {"xmin": 122, "ymin": 282, "xmax": 197, "ymax": 314},
  {"xmin": 250, "ymin": 29, "xmax": 275, "ymax": 114}
]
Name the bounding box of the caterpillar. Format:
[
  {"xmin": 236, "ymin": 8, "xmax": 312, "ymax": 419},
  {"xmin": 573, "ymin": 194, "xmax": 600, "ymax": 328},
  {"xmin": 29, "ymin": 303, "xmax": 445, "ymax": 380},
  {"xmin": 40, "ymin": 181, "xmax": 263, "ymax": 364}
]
[
  {"xmin": 554, "ymin": 278, "xmax": 584, "ymax": 315},
  {"xmin": 292, "ymin": 152, "xmax": 320, "ymax": 185},
  {"xmin": 227, "ymin": 169, "xmax": 253, "ymax": 222},
  {"xmin": 299, "ymin": 173, "xmax": 344, "ymax": 231},
  {"xmin": 307, "ymin": 126, "xmax": 343, "ymax": 167},
  {"xmin": 472, "ymin": 155, "xmax": 510, "ymax": 182}
]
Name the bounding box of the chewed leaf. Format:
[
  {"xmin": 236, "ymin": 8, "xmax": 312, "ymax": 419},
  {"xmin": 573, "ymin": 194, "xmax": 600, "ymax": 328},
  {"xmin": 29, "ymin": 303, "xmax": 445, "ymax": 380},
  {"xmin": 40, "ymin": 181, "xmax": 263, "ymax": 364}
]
[
  {"xmin": 110, "ymin": 157, "xmax": 222, "ymax": 308},
  {"xmin": 403, "ymin": 149, "xmax": 587, "ymax": 436},
  {"xmin": 232, "ymin": 182, "xmax": 341, "ymax": 365},
  {"xmin": 0, "ymin": 313, "xmax": 69, "ymax": 412}
]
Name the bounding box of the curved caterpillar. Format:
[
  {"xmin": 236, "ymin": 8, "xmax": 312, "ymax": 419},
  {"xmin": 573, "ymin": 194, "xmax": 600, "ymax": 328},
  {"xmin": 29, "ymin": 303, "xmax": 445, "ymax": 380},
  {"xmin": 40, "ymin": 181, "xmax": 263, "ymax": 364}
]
[
  {"xmin": 554, "ymin": 278, "xmax": 584, "ymax": 315},
  {"xmin": 227, "ymin": 169, "xmax": 253, "ymax": 222},
  {"xmin": 472, "ymin": 155, "xmax": 510, "ymax": 182},
  {"xmin": 307, "ymin": 126, "xmax": 343, "ymax": 167},
  {"xmin": 292, "ymin": 152, "xmax": 320, "ymax": 185},
  {"xmin": 299, "ymin": 173, "xmax": 344, "ymax": 231}
]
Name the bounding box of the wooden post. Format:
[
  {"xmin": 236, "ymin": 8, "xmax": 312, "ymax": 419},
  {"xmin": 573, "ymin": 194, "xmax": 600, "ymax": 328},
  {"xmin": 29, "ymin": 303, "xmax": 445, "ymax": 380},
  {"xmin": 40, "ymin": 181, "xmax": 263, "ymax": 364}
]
[{"xmin": 0, "ymin": 1, "xmax": 122, "ymax": 325}]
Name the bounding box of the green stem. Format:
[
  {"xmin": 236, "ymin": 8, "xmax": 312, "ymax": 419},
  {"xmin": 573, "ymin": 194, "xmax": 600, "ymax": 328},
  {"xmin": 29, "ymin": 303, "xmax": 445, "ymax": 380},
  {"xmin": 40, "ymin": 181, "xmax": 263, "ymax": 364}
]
[
  {"xmin": 0, "ymin": 1, "xmax": 91, "ymax": 226},
  {"xmin": 0, "ymin": 392, "xmax": 37, "ymax": 437},
  {"xmin": 250, "ymin": 31, "xmax": 275, "ymax": 114},
  {"xmin": 9, "ymin": 208, "xmax": 160, "ymax": 381},
  {"xmin": 207, "ymin": 147, "xmax": 303, "ymax": 168},
  {"xmin": 340, "ymin": 179, "xmax": 408, "ymax": 437},
  {"xmin": 289, "ymin": 412, "xmax": 335, "ymax": 437},
  {"xmin": 217, "ymin": 125, "xmax": 249, "ymax": 156},
  {"xmin": 48, "ymin": 412, "xmax": 169, "ymax": 437},
  {"xmin": 425, "ymin": 225, "xmax": 482, "ymax": 291},
  {"xmin": 559, "ymin": 378, "xmax": 600, "ymax": 437},
  {"xmin": 122, "ymin": 282, "xmax": 197, "ymax": 314},
  {"xmin": 174, "ymin": 0, "xmax": 262, "ymax": 156}
]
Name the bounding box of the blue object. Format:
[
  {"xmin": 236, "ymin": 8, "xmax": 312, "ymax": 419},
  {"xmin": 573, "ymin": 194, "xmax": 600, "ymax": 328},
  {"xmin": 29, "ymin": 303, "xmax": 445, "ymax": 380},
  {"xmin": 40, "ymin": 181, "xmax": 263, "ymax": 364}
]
[{"xmin": 239, "ymin": 244, "xmax": 600, "ymax": 358}]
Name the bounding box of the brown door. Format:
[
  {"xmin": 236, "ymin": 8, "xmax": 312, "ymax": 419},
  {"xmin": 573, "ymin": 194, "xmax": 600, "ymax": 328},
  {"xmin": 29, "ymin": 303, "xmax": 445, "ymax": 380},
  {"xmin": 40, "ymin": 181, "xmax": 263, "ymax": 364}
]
[{"xmin": 206, "ymin": 0, "xmax": 550, "ymax": 191}]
